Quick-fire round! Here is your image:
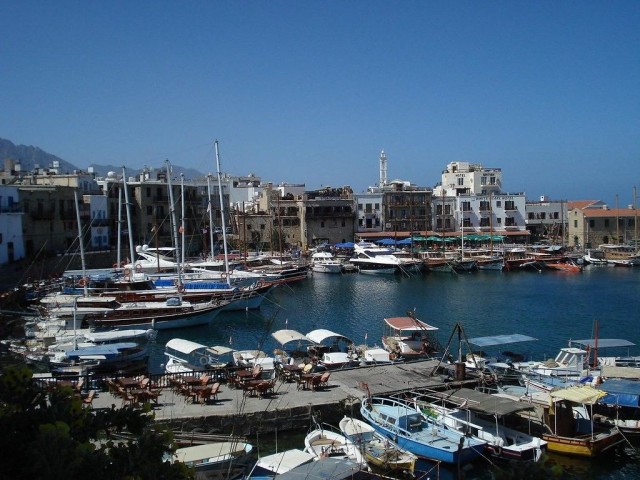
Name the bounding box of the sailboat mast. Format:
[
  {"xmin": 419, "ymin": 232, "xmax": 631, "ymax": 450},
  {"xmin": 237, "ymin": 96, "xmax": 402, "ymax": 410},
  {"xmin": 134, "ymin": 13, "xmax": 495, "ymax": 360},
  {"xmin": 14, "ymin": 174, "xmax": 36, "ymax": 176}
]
[
  {"xmin": 180, "ymin": 173, "xmax": 186, "ymax": 268},
  {"xmin": 207, "ymin": 174, "xmax": 215, "ymax": 259},
  {"xmin": 116, "ymin": 187, "xmax": 122, "ymax": 268},
  {"xmin": 166, "ymin": 160, "xmax": 182, "ymax": 288},
  {"xmin": 122, "ymin": 168, "xmax": 136, "ymax": 270},
  {"xmin": 74, "ymin": 190, "xmax": 88, "ymax": 297},
  {"xmin": 214, "ymin": 140, "xmax": 231, "ymax": 286}
]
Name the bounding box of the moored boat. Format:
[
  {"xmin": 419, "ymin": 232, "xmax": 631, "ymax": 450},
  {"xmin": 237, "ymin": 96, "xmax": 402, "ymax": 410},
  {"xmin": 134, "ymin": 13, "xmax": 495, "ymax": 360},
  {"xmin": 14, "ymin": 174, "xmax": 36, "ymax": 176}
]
[
  {"xmin": 339, "ymin": 415, "xmax": 417, "ymax": 474},
  {"xmin": 360, "ymin": 395, "xmax": 486, "ymax": 465}
]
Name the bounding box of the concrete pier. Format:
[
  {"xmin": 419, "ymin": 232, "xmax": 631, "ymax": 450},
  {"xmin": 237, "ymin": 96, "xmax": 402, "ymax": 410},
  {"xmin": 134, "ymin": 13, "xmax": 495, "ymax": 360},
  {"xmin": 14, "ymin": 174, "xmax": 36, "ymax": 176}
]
[{"xmin": 88, "ymin": 359, "xmax": 481, "ymax": 435}]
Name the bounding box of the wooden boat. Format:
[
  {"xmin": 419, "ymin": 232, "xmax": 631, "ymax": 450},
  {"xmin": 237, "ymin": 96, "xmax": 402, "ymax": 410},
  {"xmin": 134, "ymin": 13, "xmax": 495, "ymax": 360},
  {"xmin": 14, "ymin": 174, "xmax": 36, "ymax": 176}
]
[
  {"xmin": 303, "ymin": 422, "xmax": 368, "ymax": 470},
  {"xmin": 544, "ymin": 259, "xmax": 582, "ymax": 273},
  {"xmin": 542, "ymin": 385, "xmax": 624, "ymax": 457},
  {"xmin": 360, "ymin": 396, "xmax": 485, "ymax": 465},
  {"xmin": 339, "ymin": 416, "xmax": 417, "ymax": 474},
  {"xmin": 413, "ymin": 391, "xmax": 547, "ymax": 462},
  {"xmin": 173, "ymin": 440, "xmax": 254, "ymax": 479},
  {"xmin": 381, "ymin": 312, "xmax": 440, "ymax": 359}
]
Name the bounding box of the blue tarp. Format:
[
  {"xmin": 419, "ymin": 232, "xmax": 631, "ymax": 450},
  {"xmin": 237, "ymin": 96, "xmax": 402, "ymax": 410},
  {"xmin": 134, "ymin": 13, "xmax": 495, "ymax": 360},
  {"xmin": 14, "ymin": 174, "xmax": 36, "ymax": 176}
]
[
  {"xmin": 334, "ymin": 242, "xmax": 355, "ymax": 248},
  {"xmin": 376, "ymin": 238, "xmax": 397, "ymax": 245},
  {"xmin": 598, "ymin": 379, "xmax": 640, "ymax": 407}
]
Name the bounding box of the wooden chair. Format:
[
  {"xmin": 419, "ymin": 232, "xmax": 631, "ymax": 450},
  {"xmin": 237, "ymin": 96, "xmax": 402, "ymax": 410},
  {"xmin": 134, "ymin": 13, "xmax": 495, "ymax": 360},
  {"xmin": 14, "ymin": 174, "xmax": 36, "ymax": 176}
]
[
  {"xmin": 256, "ymin": 378, "xmax": 276, "ymax": 399},
  {"xmin": 310, "ymin": 374, "xmax": 323, "ymax": 391},
  {"xmin": 209, "ymin": 382, "xmax": 221, "ymax": 401},
  {"xmin": 250, "ymin": 365, "xmax": 263, "ymax": 380},
  {"xmin": 74, "ymin": 378, "xmax": 85, "ymax": 393},
  {"xmin": 318, "ymin": 371, "xmax": 331, "ymax": 388},
  {"xmin": 139, "ymin": 377, "xmax": 150, "ymax": 389},
  {"xmin": 106, "ymin": 379, "xmax": 120, "ymax": 397},
  {"xmin": 117, "ymin": 386, "xmax": 136, "ymax": 407},
  {"xmin": 199, "ymin": 373, "xmax": 211, "ymax": 386},
  {"xmin": 81, "ymin": 389, "xmax": 96, "ymax": 409}
]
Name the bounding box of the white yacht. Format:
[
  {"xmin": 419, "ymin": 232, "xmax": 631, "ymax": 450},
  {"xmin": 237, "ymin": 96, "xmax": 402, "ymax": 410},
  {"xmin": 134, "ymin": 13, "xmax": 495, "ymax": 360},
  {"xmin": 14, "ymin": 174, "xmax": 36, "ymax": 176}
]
[
  {"xmin": 349, "ymin": 242, "xmax": 402, "ymax": 274},
  {"xmin": 310, "ymin": 251, "xmax": 344, "ymax": 274}
]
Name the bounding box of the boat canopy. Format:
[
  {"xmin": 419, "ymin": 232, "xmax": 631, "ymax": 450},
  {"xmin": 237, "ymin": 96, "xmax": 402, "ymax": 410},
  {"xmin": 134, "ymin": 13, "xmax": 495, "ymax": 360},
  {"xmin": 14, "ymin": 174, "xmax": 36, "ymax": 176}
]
[
  {"xmin": 468, "ymin": 334, "xmax": 537, "ymax": 348},
  {"xmin": 84, "ymin": 329, "xmax": 152, "ymax": 343},
  {"xmin": 425, "ymin": 387, "xmax": 534, "ymax": 416},
  {"xmin": 174, "ymin": 441, "xmax": 249, "ymax": 464},
  {"xmin": 572, "ymin": 339, "xmax": 636, "ymax": 349},
  {"xmin": 165, "ymin": 338, "xmax": 207, "ymax": 355},
  {"xmin": 550, "ymin": 385, "xmax": 606, "ymax": 405},
  {"xmin": 306, "ymin": 329, "xmax": 353, "ymax": 345},
  {"xmin": 384, "ymin": 316, "xmax": 438, "ymax": 332},
  {"xmin": 271, "ymin": 329, "xmax": 316, "ymax": 347},
  {"xmin": 65, "ymin": 342, "xmax": 139, "ymax": 358},
  {"xmin": 598, "ymin": 379, "xmax": 640, "ymax": 407},
  {"xmin": 276, "ymin": 457, "xmax": 365, "ymax": 480},
  {"xmin": 206, "ymin": 345, "xmax": 235, "ymax": 356}
]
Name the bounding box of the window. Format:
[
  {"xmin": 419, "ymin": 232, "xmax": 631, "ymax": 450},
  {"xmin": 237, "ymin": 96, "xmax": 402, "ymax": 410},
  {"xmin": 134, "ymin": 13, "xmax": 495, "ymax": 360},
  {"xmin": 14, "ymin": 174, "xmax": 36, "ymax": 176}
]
[
  {"xmin": 146, "ymin": 206, "xmax": 152, "ymax": 215},
  {"xmin": 589, "ymin": 220, "xmax": 595, "ymax": 228},
  {"xmin": 604, "ymin": 219, "xmax": 610, "ymax": 228},
  {"xmin": 575, "ymin": 220, "xmax": 578, "ymax": 228},
  {"xmin": 375, "ymin": 203, "xmax": 380, "ymax": 210},
  {"xmin": 457, "ymin": 177, "xmax": 464, "ymax": 186},
  {"xmin": 480, "ymin": 201, "xmax": 490, "ymax": 212},
  {"xmin": 461, "ymin": 201, "xmax": 471, "ymax": 212},
  {"xmin": 321, "ymin": 221, "xmax": 325, "ymax": 228},
  {"xmin": 481, "ymin": 177, "xmax": 487, "ymax": 185},
  {"xmin": 358, "ymin": 203, "xmax": 363, "ymax": 211},
  {"xmin": 497, "ymin": 218, "xmax": 502, "ymax": 224},
  {"xmin": 490, "ymin": 176, "xmax": 496, "ymax": 185},
  {"xmin": 247, "ymin": 224, "xmax": 252, "ymax": 230},
  {"xmin": 480, "ymin": 217, "xmax": 490, "ymax": 227}
]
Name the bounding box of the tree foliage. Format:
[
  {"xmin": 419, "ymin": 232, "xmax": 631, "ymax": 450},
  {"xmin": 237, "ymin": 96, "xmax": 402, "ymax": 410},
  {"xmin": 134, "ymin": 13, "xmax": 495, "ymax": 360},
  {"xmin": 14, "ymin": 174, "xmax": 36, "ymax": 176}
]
[{"xmin": 0, "ymin": 366, "xmax": 192, "ymax": 480}]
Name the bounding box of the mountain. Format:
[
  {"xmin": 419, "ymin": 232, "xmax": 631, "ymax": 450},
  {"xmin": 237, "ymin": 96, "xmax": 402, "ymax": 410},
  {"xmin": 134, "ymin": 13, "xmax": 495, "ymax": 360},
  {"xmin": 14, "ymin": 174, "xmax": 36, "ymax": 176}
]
[
  {"xmin": 0, "ymin": 137, "xmax": 77, "ymax": 173},
  {"xmin": 0, "ymin": 137, "xmax": 205, "ymax": 179}
]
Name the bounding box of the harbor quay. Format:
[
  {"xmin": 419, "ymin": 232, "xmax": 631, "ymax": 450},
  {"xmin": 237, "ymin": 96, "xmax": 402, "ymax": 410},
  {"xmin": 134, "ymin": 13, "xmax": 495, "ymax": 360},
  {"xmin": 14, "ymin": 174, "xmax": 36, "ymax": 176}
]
[{"xmin": 71, "ymin": 359, "xmax": 480, "ymax": 436}]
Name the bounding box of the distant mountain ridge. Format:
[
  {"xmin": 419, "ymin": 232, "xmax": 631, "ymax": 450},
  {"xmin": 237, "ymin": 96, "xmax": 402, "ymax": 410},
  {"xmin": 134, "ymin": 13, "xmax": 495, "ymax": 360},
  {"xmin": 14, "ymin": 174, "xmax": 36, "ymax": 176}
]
[{"xmin": 0, "ymin": 137, "xmax": 205, "ymax": 179}]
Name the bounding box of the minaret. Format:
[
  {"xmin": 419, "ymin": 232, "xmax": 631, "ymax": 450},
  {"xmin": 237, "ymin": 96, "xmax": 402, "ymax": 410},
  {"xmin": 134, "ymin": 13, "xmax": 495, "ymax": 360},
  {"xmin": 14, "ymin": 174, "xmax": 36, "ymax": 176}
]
[{"xmin": 379, "ymin": 150, "xmax": 387, "ymax": 187}]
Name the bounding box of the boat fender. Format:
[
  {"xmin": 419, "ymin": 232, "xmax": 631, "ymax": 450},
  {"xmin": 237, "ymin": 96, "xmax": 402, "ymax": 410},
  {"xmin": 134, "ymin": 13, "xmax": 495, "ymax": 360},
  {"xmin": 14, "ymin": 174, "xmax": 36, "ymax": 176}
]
[
  {"xmin": 135, "ymin": 263, "xmax": 143, "ymax": 272},
  {"xmin": 78, "ymin": 277, "xmax": 87, "ymax": 287}
]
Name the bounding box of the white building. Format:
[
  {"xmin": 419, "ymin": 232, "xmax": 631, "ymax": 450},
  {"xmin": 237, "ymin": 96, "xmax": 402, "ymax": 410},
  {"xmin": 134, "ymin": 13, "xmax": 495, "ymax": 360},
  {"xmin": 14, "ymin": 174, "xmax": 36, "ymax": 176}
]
[
  {"xmin": 0, "ymin": 185, "xmax": 25, "ymax": 264},
  {"xmin": 434, "ymin": 161, "xmax": 502, "ymax": 197},
  {"xmin": 455, "ymin": 194, "xmax": 527, "ymax": 236},
  {"xmin": 354, "ymin": 191, "xmax": 384, "ymax": 233}
]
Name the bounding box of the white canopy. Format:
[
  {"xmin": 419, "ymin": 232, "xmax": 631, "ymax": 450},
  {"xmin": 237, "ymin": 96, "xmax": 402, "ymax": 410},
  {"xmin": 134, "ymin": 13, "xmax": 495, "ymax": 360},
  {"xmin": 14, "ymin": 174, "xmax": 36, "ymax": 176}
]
[
  {"xmin": 165, "ymin": 338, "xmax": 206, "ymax": 355},
  {"xmin": 306, "ymin": 329, "xmax": 353, "ymax": 345},
  {"xmin": 271, "ymin": 329, "xmax": 315, "ymax": 347},
  {"xmin": 206, "ymin": 345, "xmax": 235, "ymax": 356}
]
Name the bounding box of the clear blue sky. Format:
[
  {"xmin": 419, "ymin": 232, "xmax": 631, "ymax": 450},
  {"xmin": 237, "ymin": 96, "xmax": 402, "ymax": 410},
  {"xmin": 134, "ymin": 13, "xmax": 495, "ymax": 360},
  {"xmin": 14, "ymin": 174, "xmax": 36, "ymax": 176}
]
[{"xmin": 2, "ymin": 1, "xmax": 639, "ymax": 205}]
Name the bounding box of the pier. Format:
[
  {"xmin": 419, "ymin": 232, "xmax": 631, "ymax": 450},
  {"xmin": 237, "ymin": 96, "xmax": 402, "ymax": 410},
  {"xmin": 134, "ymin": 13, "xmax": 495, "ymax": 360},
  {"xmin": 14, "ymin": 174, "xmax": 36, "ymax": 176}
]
[{"xmin": 81, "ymin": 359, "xmax": 481, "ymax": 436}]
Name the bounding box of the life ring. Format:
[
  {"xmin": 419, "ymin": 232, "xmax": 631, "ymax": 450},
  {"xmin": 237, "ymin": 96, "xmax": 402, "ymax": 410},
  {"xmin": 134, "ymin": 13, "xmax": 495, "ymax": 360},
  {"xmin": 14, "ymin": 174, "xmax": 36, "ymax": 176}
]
[
  {"xmin": 78, "ymin": 277, "xmax": 87, "ymax": 287},
  {"xmin": 256, "ymin": 281, "xmax": 263, "ymax": 288},
  {"xmin": 135, "ymin": 263, "xmax": 143, "ymax": 272},
  {"xmin": 220, "ymin": 272, "xmax": 227, "ymax": 279},
  {"xmin": 199, "ymin": 356, "xmax": 208, "ymax": 366}
]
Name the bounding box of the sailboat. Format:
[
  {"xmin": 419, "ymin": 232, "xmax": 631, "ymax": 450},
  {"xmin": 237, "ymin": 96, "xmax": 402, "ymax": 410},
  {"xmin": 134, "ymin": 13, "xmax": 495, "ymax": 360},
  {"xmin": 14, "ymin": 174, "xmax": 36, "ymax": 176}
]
[{"xmin": 477, "ymin": 193, "xmax": 505, "ymax": 271}]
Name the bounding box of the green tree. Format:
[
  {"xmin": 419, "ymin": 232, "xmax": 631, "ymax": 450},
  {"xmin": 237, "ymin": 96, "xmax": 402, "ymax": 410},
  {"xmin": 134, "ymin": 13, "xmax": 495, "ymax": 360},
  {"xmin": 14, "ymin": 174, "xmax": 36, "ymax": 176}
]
[{"xmin": 0, "ymin": 366, "xmax": 192, "ymax": 480}]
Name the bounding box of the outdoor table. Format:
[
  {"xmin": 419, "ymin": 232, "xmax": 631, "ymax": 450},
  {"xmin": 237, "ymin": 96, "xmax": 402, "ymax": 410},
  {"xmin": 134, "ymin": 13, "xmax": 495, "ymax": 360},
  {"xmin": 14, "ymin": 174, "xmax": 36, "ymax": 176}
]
[{"xmin": 117, "ymin": 377, "xmax": 141, "ymax": 391}]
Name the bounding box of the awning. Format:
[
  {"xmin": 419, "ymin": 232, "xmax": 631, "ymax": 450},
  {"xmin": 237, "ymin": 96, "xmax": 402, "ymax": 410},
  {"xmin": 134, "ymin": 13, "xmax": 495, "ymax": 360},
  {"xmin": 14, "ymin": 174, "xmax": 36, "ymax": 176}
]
[
  {"xmin": 468, "ymin": 334, "xmax": 537, "ymax": 348},
  {"xmin": 572, "ymin": 339, "xmax": 636, "ymax": 348},
  {"xmin": 550, "ymin": 385, "xmax": 606, "ymax": 405},
  {"xmin": 306, "ymin": 329, "xmax": 353, "ymax": 345},
  {"xmin": 424, "ymin": 387, "xmax": 534, "ymax": 416},
  {"xmin": 383, "ymin": 316, "xmax": 438, "ymax": 332},
  {"xmin": 598, "ymin": 379, "xmax": 640, "ymax": 407},
  {"xmin": 165, "ymin": 338, "xmax": 206, "ymax": 354},
  {"xmin": 206, "ymin": 345, "xmax": 235, "ymax": 356},
  {"xmin": 271, "ymin": 329, "xmax": 315, "ymax": 347}
]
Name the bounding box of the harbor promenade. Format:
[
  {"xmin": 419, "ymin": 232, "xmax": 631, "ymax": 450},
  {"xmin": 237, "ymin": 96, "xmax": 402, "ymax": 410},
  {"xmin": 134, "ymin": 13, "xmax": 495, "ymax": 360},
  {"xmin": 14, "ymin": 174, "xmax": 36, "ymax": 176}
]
[{"xmin": 86, "ymin": 359, "xmax": 479, "ymax": 435}]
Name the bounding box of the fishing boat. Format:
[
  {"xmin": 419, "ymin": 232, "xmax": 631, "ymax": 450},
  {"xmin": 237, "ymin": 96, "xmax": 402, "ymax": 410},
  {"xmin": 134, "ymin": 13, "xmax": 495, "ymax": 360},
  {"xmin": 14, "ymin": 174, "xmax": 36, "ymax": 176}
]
[
  {"xmin": 164, "ymin": 338, "xmax": 235, "ymax": 374},
  {"xmin": 381, "ymin": 312, "xmax": 440, "ymax": 359},
  {"xmin": 360, "ymin": 396, "xmax": 486, "ymax": 465},
  {"xmin": 306, "ymin": 329, "xmax": 358, "ymax": 369},
  {"xmin": 173, "ymin": 440, "xmax": 254, "ymax": 479},
  {"xmin": 339, "ymin": 415, "xmax": 417, "ymax": 474},
  {"xmin": 246, "ymin": 449, "xmax": 315, "ymax": 479},
  {"xmin": 413, "ymin": 388, "xmax": 547, "ymax": 462},
  {"xmin": 598, "ymin": 244, "xmax": 640, "ymax": 267},
  {"xmin": 541, "ymin": 385, "xmax": 624, "ymax": 457},
  {"xmin": 303, "ymin": 421, "xmax": 368, "ymax": 470}
]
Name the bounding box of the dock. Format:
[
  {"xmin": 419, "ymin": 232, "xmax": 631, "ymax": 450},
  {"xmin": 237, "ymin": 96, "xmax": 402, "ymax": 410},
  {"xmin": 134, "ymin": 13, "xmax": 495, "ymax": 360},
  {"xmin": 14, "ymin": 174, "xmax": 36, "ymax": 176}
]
[{"xmin": 86, "ymin": 359, "xmax": 481, "ymax": 436}]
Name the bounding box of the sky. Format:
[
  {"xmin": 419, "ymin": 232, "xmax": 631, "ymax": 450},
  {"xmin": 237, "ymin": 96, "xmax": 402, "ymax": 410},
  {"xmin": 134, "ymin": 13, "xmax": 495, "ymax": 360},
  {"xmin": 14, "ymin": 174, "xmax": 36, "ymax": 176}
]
[{"xmin": 2, "ymin": 1, "xmax": 639, "ymax": 205}]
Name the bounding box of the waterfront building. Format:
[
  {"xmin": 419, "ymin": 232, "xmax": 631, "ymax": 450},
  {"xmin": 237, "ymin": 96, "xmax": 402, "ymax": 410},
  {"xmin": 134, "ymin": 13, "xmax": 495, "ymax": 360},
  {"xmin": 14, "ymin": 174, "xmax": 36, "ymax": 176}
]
[
  {"xmin": 355, "ymin": 191, "xmax": 384, "ymax": 234},
  {"xmin": 303, "ymin": 186, "xmax": 355, "ymax": 248},
  {"xmin": 568, "ymin": 200, "xmax": 639, "ymax": 249},
  {"xmin": 433, "ymin": 161, "xmax": 502, "ymax": 197},
  {"xmin": 0, "ymin": 185, "xmax": 25, "ymax": 264},
  {"xmin": 525, "ymin": 196, "xmax": 568, "ymax": 244}
]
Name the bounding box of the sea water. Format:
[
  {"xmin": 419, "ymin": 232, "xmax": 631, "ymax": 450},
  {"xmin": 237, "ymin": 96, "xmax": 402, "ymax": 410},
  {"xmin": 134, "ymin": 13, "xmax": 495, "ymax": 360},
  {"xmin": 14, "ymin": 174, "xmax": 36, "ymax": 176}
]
[{"xmin": 148, "ymin": 266, "xmax": 640, "ymax": 479}]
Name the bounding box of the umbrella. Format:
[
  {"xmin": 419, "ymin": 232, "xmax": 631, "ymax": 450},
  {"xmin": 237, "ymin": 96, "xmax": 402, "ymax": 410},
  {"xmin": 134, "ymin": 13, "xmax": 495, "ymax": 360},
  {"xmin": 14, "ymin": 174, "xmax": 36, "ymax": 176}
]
[
  {"xmin": 396, "ymin": 238, "xmax": 413, "ymax": 245},
  {"xmin": 334, "ymin": 242, "xmax": 355, "ymax": 248},
  {"xmin": 376, "ymin": 238, "xmax": 397, "ymax": 245}
]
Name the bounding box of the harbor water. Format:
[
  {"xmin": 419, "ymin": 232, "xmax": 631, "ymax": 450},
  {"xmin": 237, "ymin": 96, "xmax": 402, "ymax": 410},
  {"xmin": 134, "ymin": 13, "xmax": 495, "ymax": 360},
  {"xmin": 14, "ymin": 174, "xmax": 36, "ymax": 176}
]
[{"xmin": 147, "ymin": 265, "xmax": 640, "ymax": 479}]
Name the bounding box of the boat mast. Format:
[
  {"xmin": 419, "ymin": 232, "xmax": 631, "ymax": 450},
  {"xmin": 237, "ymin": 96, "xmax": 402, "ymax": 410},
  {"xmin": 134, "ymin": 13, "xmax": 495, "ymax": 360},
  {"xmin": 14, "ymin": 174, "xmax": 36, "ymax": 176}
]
[
  {"xmin": 635, "ymin": 186, "xmax": 638, "ymax": 251},
  {"xmin": 74, "ymin": 190, "xmax": 88, "ymax": 297},
  {"xmin": 207, "ymin": 174, "xmax": 215, "ymax": 259},
  {"xmin": 180, "ymin": 173, "xmax": 186, "ymax": 268},
  {"xmin": 116, "ymin": 186, "xmax": 122, "ymax": 269},
  {"xmin": 489, "ymin": 192, "xmax": 493, "ymax": 255},
  {"xmin": 166, "ymin": 160, "xmax": 182, "ymax": 289},
  {"xmin": 214, "ymin": 140, "xmax": 231, "ymax": 286},
  {"xmin": 122, "ymin": 168, "xmax": 136, "ymax": 270}
]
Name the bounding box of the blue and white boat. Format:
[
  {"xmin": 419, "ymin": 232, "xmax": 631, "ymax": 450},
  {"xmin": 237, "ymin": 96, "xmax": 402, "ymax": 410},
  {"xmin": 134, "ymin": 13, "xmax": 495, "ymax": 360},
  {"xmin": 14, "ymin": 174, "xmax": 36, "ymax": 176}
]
[{"xmin": 360, "ymin": 396, "xmax": 486, "ymax": 465}]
